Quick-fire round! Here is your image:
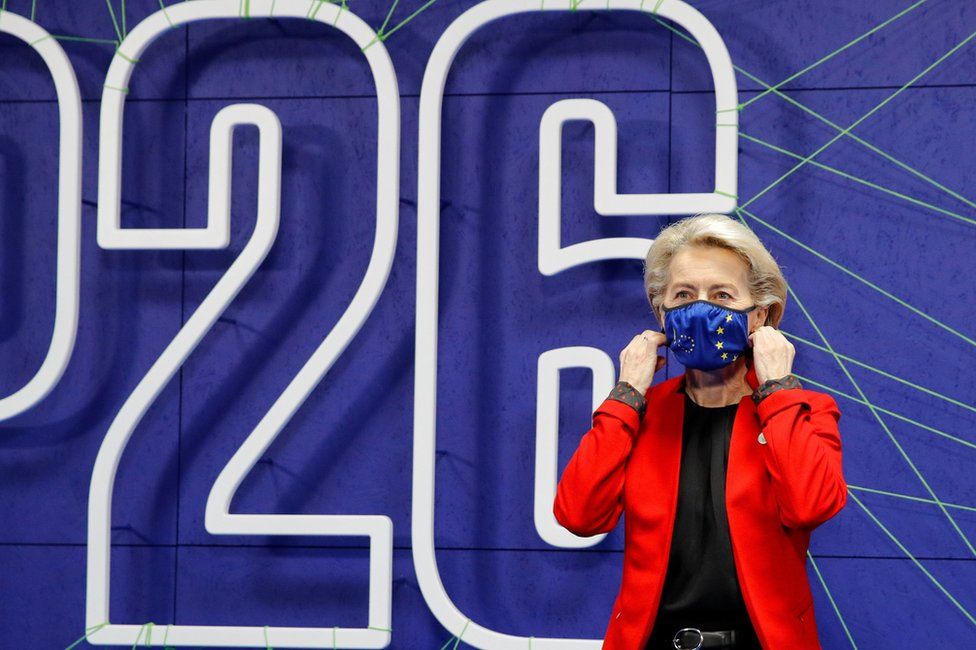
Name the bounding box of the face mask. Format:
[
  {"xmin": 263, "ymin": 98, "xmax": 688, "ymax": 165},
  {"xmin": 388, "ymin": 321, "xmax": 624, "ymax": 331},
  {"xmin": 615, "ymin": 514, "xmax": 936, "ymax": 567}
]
[{"xmin": 658, "ymin": 299, "xmax": 758, "ymax": 371}]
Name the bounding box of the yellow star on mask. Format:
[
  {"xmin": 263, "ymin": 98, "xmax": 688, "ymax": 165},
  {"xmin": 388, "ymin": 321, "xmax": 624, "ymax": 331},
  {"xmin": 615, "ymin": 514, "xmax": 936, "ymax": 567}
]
[
  {"xmin": 716, "ymin": 326, "xmax": 724, "ymax": 334},
  {"xmin": 725, "ymin": 313, "xmax": 733, "ymax": 322},
  {"xmin": 715, "ymin": 341, "xmax": 724, "ymax": 349},
  {"xmin": 721, "ymin": 352, "xmax": 728, "ymax": 360}
]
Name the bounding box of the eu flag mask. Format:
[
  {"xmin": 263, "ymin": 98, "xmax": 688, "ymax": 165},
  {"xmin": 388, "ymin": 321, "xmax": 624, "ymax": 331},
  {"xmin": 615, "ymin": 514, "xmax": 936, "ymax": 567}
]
[{"xmin": 659, "ymin": 300, "xmax": 758, "ymax": 371}]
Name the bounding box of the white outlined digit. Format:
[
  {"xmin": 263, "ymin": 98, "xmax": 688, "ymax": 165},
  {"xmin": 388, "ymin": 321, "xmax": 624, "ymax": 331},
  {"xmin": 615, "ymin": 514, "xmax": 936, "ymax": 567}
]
[
  {"xmin": 0, "ymin": 10, "xmax": 82, "ymax": 421},
  {"xmin": 534, "ymin": 347, "xmax": 616, "ymax": 549},
  {"xmin": 85, "ymin": 1, "xmax": 400, "ymax": 647},
  {"xmin": 415, "ymin": 1, "xmax": 738, "ymax": 647}
]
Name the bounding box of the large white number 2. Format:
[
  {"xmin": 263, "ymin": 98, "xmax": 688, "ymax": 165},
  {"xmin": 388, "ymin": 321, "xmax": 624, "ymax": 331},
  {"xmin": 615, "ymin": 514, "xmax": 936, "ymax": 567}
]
[
  {"xmin": 416, "ymin": 1, "xmax": 738, "ymax": 648},
  {"xmin": 85, "ymin": 1, "xmax": 400, "ymax": 648}
]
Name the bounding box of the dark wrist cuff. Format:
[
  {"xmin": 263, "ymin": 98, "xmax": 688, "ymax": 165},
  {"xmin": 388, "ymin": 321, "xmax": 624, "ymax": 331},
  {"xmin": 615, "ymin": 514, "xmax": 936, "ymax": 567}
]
[
  {"xmin": 608, "ymin": 381, "xmax": 647, "ymax": 420},
  {"xmin": 752, "ymin": 374, "xmax": 803, "ymax": 405}
]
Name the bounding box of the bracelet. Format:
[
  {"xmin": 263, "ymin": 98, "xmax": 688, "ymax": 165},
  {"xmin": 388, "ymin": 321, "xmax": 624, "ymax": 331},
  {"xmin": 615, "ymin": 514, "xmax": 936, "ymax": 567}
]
[
  {"xmin": 751, "ymin": 374, "xmax": 803, "ymax": 405},
  {"xmin": 608, "ymin": 380, "xmax": 647, "ymax": 420}
]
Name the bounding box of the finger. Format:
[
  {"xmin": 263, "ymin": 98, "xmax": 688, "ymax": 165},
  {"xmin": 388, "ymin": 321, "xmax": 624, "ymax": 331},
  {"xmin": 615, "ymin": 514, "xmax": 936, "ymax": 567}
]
[{"xmin": 643, "ymin": 329, "xmax": 666, "ymax": 345}]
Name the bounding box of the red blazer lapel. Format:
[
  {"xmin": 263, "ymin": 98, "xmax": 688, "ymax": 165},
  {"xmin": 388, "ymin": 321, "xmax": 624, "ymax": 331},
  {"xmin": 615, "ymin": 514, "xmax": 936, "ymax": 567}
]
[{"xmin": 726, "ymin": 359, "xmax": 762, "ymax": 515}]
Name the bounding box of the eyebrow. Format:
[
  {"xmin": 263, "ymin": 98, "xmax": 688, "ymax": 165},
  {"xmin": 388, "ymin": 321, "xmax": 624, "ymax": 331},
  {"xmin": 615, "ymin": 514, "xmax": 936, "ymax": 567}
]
[{"xmin": 671, "ymin": 282, "xmax": 737, "ymax": 291}]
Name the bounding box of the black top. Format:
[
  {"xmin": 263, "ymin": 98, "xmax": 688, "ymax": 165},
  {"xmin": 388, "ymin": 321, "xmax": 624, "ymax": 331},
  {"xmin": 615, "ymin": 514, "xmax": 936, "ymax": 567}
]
[{"xmin": 644, "ymin": 389, "xmax": 761, "ymax": 649}]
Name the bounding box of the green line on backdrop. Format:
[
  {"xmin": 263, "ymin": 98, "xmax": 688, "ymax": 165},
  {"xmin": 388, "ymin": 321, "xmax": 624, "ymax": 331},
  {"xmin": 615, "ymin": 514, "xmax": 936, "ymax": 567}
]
[
  {"xmin": 29, "ymin": 33, "xmax": 120, "ymax": 46},
  {"xmin": 362, "ymin": 0, "xmax": 439, "ymax": 51},
  {"xmin": 377, "ymin": 0, "xmax": 400, "ymax": 37},
  {"xmin": 739, "ymin": 0, "xmax": 930, "ymax": 109},
  {"xmin": 157, "ymin": 0, "xmax": 174, "ymax": 28},
  {"xmin": 739, "ymin": 132, "xmax": 976, "ymax": 228},
  {"xmin": 103, "ymin": 0, "xmax": 122, "ymax": 41},
  {"xmin": 739, "ymin": 205, "xmax": 976, "ymax": 348},
  {"xmin": 793, "ymin": 374, "xmax": 976, "ymax": 452},
  {"xmin": 849, "ymin": 484, "xmax": 976, "ymax": 513},
  {"xmin": 732, "ymin": 205, "xmax": 976, "ymax": 638},
  {"xmin": 847, "ymin": 490, "xmax": 976, "ymax": 626},
  {"xmin": 63, "ymin": 622, "xmax": 108, "ymax": 650},
  {"xmin": 438, "ymin": 618, "xmax": 470, "ymax": 650},
  {"xmin": 736, "ymin": 209, "xmax": 976, "ymax": 560},
  {"xmin": 653, "ymin": 18, "xmax": 976, "ymax": 218},
  {"xmin": 115, "ymin": 46, "xmax": 140, "ymax": 64},
  {"xmin": 383, "ymin": 0, "xmax": 441, "ymax": 41},
  {"xmin": 650, "ymin": 14, "xmax": 976, "ymax": 215},
  {"xmin": 806, "ymin": 553, "xmax": 858, "ymax": 649},
  {"xmin": 739, "ymin": 29, "xmax": 976, "ymax": 211},
  {"xmin": 131, "ymin": 621, "xmax": 154, "ymax": 649},
  {"xmin": 782, "ymin": 331, "xmax": 976, "ymax": 414}
]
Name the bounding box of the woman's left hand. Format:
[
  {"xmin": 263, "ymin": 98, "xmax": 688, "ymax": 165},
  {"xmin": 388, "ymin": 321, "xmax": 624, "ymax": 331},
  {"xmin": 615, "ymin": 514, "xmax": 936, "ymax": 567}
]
[{"xmin": 748, "ymin": 326, "xmax": 795, "ymax": 383}]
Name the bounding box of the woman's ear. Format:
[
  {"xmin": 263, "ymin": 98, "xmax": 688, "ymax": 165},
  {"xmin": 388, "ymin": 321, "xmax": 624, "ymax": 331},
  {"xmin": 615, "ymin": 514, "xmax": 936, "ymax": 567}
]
[
  {"xmin": 748, "ymin": 305, "xmax": 768, "ymax": 335},
  {"xmin": 756, "ymin": 305, "xmax": 769, "ymax": 329}
]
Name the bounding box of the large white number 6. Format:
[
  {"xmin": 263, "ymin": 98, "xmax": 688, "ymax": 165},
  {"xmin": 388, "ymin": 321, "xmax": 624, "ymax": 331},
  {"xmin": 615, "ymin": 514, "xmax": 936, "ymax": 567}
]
[{"xmin": 416, "ymin": 1, "xmax": 737, "ymax": 647}]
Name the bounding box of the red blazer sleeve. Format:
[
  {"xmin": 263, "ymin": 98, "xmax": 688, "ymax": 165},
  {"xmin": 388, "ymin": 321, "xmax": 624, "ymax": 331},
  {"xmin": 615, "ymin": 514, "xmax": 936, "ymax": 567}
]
[
  {"xmin": 756, "ymin": 388, "xmax": 847, "ymax": 530},
  {"xmin": 552, "ymin": 397, "xmax": 641, "ymax": 537}
]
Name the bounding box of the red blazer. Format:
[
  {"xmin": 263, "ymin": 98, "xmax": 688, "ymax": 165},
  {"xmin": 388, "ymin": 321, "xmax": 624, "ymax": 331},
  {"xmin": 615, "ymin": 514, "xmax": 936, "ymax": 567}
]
[{"xmin": 554, "ymin": 359, "xmax": 847, "ymax": 649}]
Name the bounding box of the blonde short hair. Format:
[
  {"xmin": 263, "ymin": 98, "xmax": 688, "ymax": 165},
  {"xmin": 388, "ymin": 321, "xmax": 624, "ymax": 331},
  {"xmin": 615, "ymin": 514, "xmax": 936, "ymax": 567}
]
[{"xmin": 642, "ymin": 213, "xmax": 789, "ymax": 327}]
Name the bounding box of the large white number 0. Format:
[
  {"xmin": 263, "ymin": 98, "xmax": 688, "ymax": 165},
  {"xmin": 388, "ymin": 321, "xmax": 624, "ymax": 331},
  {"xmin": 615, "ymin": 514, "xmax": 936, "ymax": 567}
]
[
  {"xmin": 0, "ymin": 11, "xmax": 82, "ymax": 421},
  {"xmin": 86, "ymin": 1, "xmax": 400, "ymax": 647}
]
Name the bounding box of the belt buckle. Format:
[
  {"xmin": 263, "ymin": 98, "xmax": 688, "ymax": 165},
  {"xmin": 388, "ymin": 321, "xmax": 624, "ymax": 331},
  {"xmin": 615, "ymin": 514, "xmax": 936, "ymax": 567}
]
[{"xmin": 673, "ymin": 627, "xmax": 704, "ymax": 650}]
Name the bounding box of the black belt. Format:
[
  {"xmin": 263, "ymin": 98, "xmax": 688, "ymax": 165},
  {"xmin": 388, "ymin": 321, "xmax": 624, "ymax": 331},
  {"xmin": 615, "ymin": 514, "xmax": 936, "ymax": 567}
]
[{"xmin": 670, "ymin": 627, "xmax": 742, "ymax": 649}]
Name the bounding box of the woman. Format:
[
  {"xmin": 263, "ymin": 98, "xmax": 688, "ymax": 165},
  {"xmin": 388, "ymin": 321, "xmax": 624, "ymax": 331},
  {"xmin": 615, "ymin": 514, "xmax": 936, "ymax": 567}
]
[{"xmin": 553, "ymin": 214, "xmax": 847, "ymax": 650}]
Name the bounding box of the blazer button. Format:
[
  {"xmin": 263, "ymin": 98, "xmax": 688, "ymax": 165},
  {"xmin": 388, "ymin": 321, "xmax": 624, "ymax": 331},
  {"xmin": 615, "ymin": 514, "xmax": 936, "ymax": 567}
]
[{"xmin": 757, "ymin": 431, "xmax": 767, "ymax": 445}]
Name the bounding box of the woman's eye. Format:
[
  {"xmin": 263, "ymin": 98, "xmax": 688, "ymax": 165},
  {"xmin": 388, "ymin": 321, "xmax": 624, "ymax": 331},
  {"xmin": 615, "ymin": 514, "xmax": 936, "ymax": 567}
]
[{"xmin": 716, "ymin": 292, "xmax": 732, "ymax": 299}]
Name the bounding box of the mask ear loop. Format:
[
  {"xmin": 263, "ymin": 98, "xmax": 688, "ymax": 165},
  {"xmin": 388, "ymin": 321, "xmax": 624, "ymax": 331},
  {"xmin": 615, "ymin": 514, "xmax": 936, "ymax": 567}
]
[
  {"xmin": 653, "ymin": 303, "xmax": 667, "ymax": 337},
  {"xmin": 656, "ymin": 308, "xmax": 670, "ymax": 342},
  {"xmin": 744, "ymin": 303, "xmax": 765, "ymax": 336}
]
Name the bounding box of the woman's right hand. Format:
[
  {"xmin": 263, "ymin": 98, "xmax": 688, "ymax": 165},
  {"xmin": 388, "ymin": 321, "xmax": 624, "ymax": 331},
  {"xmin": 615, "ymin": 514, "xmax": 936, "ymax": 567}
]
[{"xmin": 618, "ymin": 330, "xmax": 668, "ymax": 394}]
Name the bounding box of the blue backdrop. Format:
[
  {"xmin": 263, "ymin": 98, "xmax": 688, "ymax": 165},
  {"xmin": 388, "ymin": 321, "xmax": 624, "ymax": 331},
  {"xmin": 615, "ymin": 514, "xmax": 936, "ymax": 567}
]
[{"xmin": 1, "ymin": 0, "xmax": 974, "ymax": 647}]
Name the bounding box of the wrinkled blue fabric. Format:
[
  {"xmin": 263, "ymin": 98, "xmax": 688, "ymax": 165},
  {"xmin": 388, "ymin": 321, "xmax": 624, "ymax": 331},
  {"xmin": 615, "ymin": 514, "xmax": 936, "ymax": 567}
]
[{"xmin": 660, "ymin": 300, "xmax": 757, "ymax": 371}]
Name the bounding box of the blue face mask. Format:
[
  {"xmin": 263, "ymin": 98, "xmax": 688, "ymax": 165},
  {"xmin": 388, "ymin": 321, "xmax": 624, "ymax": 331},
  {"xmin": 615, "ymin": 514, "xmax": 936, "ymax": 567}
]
[{"xmin": 659, "ymin": 300, "xmax": 758, "ymax": 371}]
